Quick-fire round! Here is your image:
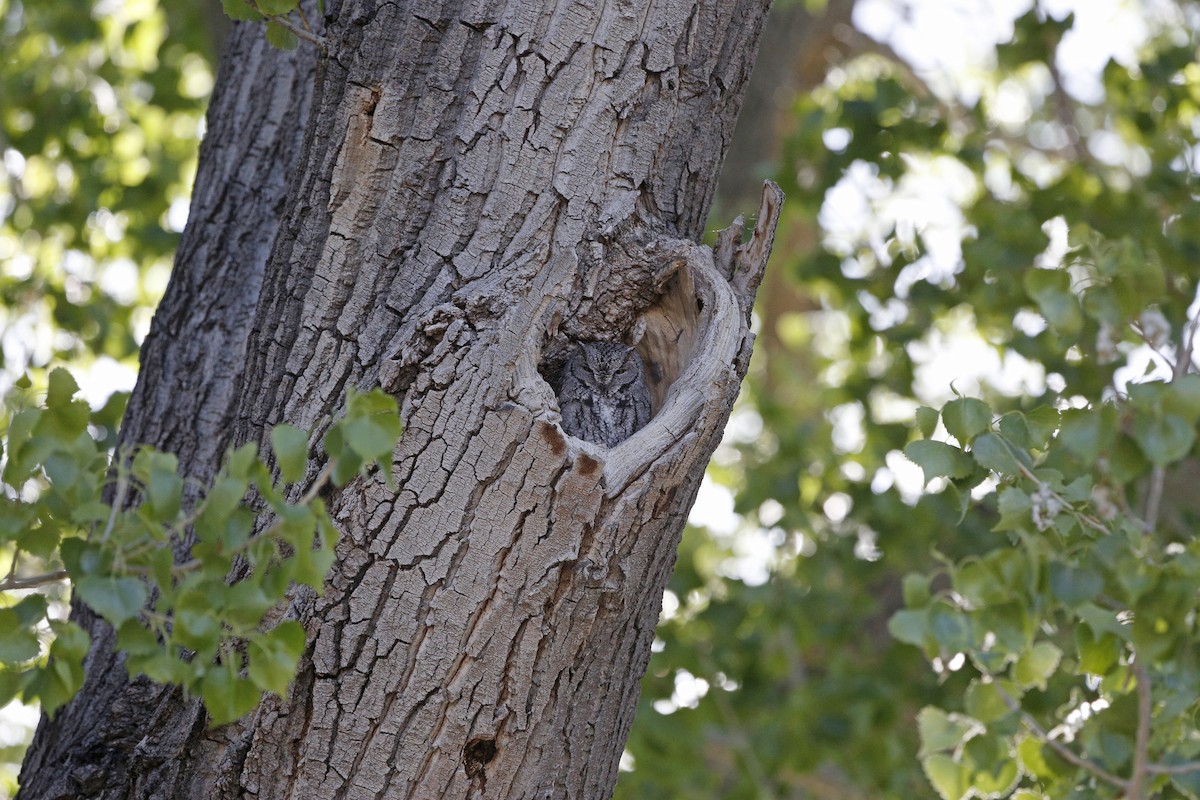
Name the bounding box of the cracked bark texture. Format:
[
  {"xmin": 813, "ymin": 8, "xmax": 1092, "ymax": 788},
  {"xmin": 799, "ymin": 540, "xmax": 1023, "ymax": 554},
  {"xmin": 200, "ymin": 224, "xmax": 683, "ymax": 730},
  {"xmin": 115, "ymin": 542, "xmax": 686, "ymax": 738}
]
[{"xmin": 19, "ymin": 1, "xmax": 779, "ymax": 798}]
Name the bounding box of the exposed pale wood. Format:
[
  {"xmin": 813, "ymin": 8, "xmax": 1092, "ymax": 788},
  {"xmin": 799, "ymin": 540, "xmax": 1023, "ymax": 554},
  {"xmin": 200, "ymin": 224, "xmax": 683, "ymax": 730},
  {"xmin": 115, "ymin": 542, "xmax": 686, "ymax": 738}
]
[{"xmin": 19, "ymin": 2, "xmax": 780, "ymax": 798}]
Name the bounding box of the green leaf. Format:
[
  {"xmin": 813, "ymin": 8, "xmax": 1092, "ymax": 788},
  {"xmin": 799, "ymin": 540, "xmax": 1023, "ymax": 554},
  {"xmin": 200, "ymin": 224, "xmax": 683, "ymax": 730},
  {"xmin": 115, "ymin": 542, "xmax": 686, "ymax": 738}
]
[
  {"xmin": 131, "ymin": 651, "xmax": 197, "ymax": 686},
  {"xmin": 1048, "ymin": 563, "xmax": 1103, "ymax": 608},
  {"xmin": 270, "ymin": 424, "xmax": 309, "ymax": 484},
  {"xmin": 3, "ymin": 408, "xmax": 43, "ymax": 484},
  {"xmin": 50, "ymin": 618, "xmax": 90, "ymax": 662},
  {"xmin": 336, "ymin": 388, "xmax": 402, "ymax": 479},
  {"xmin": 929, "ymin": 604, "xmax": 974, "ymax": 651},
  {"xmin": 225, "ymin": 443, "xmax": 260, "ymax": 481},
  {"xmin": 247, "ymin": 620, "xmax": 306, "ymax": 697},
  {"xmin": 45, "ymin": 368, "xmax": 80, "ymax": 408},
  {"xmin": 1024, "ymin": 406, "xmax": 1060, "ymax": 450},
  {"xmin": 116, "ymin": 620, "xmax": 162, "ymax": 657},
  {"xmin": 918, "ymin": 706, "xmax": 980, "ymax": 756},
  {"xmin": 220, "ymin": 0, "xmax": 264, "ymax": 21},
  {"xmin": 1107, "ymin": 433, "xmax": 1150, "ymax": 483},
  {"xmin": 0, "ymin": 669, "xmax": 20, "ymax": 708},
  {"xmin": 1024, "ymin": 268, "xmax": 1082, "ymax": 336},
  {"xmin": 888, "ymin": 608, "xmax": 931, "ymax": 647},
  {"xmin": 44, "ymin": 620, "xmax": 89, "ymax": 706},
  {"xmin": 916, "ymin": 406, "xmax": 940, "ymax": 439},
  {"xmin": 200, "ymin": 661, "xmax": 262, "ymax": 726},
  {"xmin": 257, "ymin": 0, "xmax": 299, "ymax": 13},
  {"xmin": 1075, "ymin": 624, "xmax": 1120, "ymax": 676},
  {"xmin": 1057, "ymin": 405, "xmax": 1116, "ymax": 465},
  {"xmin": 1012, "ymin": 641, "xmax": 1061, "ymax": 690},
  {"xmin": 1082, "ymin": 285, "xmax": 1123, "ymax": 325},
  {"xmin": 997, "ymin": 412, "xmax": 1032, "ymax": 449},
  {"xmin": 921, "ymin": 753, "xmax": 971, "ymax": 800},
  {"xmin": 40, "ymin": 370, "xmax": 91, "ymax": 441},
  {"xmin": 970, "ymin": 433, "xmax": 1025, "ymax": 475},
  {"xmin": 1017, "ymin": 737, "xmax": 1058, "ymax": 780},
  {"xmin": 902, "ymin": 573, "xmax": 931, "ymax": 607},
  {"xmin": 994, "ymin": 487, "xmax": 1032, "ymax": 531},
  {"xmin": 904, "ymin": 440, "xmax": 974, "ymax": 482},
  {"xmin": 1166, "ymin": 374, "xmax": 1200, "ymax": 421},
  {"xmin": 1132, "ymin": 412, "xmax": 1196, "ymax": 466},
  {"xmin": 147, "ymin": 457, "xmax": 183, "ymax": 521},
  {"xmin": 75, "ymin": 576, "xmax": 148, "ymax": 626},
  {"xmin": 964, "ymin": 679, "xmax": 1013, "ymax": 723},
  {"xmin": 196, "ymin": 476, "xmax": 250, "ymax": 540},
  {"xmin": 175, "ymin": 607, "xmax": 222, "ymax": 657},
  {"xmin": 222, "ymin": 581, "xmax": 275, "ymax": 629},
  {"xmin": 0, "ymin": 613, "xmax": 41, "ymax": 662},
  {"xmin": 265, "ymin": 20, "xmax": 299, "ymax": 50},
  {"xmin": 962, "ymin": 734, "xmax": 1020, "ymax": 796},
  {"xmin": 975, "ymin": 603, "xmax": 1034, "ymax": 662},
  {"xmin": 954, "ymin": 560, "xmax": 1010, "ymax": 607},
  {"xmin": 942, "ymin": 398, "xmax": 991, "ymax": 445}
]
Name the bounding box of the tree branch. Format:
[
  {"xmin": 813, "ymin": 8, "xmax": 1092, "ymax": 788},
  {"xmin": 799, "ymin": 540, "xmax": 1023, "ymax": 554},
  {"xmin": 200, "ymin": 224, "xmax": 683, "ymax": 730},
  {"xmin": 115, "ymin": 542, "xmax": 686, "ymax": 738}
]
[
  {"xmin": 265, "ymin": 12, "xmax": 328, "ymax": 52},
  {"xmin": 1141, "ymin": 304, "xmax": 1200, "ymax": 532},
  {"xmin": 1148, "ymin": 760, "xmax": 1200, "ymax": 776},
  {"xmin": 1127, "ymin": 657, "xmax": 1153, "ymax": 799},
  {"xmin": 994, "ymin": 681, "xmax": 1128, "ymax": 791},
  {"xmin": 0, "ymin": 569, "xmax": 69, "ymax": 591}
]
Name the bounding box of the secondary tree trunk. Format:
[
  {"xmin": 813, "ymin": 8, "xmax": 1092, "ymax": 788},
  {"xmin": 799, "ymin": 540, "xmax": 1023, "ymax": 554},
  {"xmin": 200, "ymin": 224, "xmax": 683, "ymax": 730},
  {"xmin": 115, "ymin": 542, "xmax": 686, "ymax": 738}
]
[{"xmin": 19, "ymin": 1, "xmax": 781, "ymax": 798}]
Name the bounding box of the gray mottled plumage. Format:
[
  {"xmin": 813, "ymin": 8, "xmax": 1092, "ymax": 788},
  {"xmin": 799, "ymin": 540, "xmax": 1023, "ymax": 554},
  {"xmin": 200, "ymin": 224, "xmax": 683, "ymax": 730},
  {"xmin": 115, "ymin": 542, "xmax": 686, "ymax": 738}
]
[{"xmin": 559, "ymin": 342, "xmax": 651, "ymax": 447}]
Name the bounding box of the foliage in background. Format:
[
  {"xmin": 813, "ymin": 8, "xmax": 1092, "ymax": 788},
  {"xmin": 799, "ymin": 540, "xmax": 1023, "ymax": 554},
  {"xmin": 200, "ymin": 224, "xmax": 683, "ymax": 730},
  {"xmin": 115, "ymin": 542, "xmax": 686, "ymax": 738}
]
[
  {"xmin": 620, "ymin": 4, "xmax": 1200, "ymax": 800},
  {"xmin": 0, "ymin": 0, "xmax": 213, "ymax": 391}
]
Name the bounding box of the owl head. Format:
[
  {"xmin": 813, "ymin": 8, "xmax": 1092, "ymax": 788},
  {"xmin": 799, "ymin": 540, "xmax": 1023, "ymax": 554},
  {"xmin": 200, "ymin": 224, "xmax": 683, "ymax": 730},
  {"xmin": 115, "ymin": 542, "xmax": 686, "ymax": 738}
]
[{"xmin": 580, "ymin": 342, "xmax": 641, "ymax": 390}]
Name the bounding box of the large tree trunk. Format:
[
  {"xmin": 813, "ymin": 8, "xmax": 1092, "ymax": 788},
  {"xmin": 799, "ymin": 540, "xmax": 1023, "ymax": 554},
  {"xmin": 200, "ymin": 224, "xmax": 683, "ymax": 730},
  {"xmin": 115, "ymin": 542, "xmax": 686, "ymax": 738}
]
[{"xmin": 19, "ymin": 1, "xmax": 780, "ymax": 798}]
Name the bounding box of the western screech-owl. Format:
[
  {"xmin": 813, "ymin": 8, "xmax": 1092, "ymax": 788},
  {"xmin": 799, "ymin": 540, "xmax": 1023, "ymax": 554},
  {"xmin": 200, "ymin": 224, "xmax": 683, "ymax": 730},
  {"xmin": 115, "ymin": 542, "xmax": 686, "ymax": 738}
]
[{"xmin": 559, "ymin": 342, "xmax": 652, "ymax": 447}]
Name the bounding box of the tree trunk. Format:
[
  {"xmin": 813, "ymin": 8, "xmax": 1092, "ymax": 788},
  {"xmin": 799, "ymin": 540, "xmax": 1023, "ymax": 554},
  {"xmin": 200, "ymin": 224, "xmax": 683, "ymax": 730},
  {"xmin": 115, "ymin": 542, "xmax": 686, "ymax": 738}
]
[{"xmin": 19, "ymin": 1, "xmax": 781, "ymax": 798}]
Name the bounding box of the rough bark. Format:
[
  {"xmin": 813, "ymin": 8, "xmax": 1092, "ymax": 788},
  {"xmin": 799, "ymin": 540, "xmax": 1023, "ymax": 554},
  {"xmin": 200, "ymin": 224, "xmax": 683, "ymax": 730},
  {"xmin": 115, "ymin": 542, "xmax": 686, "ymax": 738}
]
[
  {"xmin": 19, "ymin": 1, "xmax": 781, "ymax": 798},
  {"xmin": 19, "ymin": 23, "xmax": 319, "ymax": 800}
]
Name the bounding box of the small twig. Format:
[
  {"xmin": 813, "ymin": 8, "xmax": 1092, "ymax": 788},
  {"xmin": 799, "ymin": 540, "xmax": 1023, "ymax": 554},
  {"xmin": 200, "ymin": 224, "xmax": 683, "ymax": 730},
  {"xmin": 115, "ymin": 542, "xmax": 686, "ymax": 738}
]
[
  {"xmin": 295, "ymin": 4, "xmax": 314, "ymax": 32},
  {"xmin": 102, "ymin": 458, "xmax": 131, "ymax": 542},
  {"xmin": 993, "ymin": 681, "xmax": 1128, "ymax": 790},
  {"xmin": 1016, "ymin": 463, "xmax": 1112, "ymax": 536},
  {"xmin": 1127, "ymin": 657, "xmax": 1153, "ymax": 799},
  {"xmin": 1139, "ymin": 305, "xmax": 1200, "ymax": 533},
  {"xmin": 1142, "ymin": 466, "xmax": 1166, "ymax": 537},
  {"xmin": 1129, "ymin": 322, "xmax": 1177, "ymax": 374},
  {"xmin": 1148, "ymin": 760, "xmax": 1200, "ymax": 776},
  {"xmin": 1044, "ymin": 45, "xmax": 1090, "ymax": 167},
  {"xmin": 0, "ymin": 569, "xmax": 69, "ymax": 591},
  {"xmin": 265, "ymin": 12, "xmax": 328, "ymax": 52},
  {"xmin": 1174, "ymin": 306, "xmax": 1199, "ymax": 380}
]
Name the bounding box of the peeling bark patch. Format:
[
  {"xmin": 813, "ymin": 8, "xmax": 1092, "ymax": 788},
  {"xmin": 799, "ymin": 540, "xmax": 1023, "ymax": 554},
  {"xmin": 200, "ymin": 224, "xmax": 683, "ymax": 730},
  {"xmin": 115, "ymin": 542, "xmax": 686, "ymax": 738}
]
[
  {"xmin": 574, "ymin": 453, "xmax": 600, "ymax": 477},
  {"xmin": 463, "ymin": 737, "xmax": 497, "ymax": 784},
  {"xmin": 538, "ymin": 420, "xmax": 567, "ymax": 456}
]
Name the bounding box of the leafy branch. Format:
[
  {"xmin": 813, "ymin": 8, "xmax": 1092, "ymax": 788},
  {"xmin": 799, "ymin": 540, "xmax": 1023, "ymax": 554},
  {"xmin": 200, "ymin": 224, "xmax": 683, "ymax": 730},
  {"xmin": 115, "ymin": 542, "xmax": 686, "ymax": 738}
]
[
  {"xmin": 0, "ymin": 370, "xmax": 401, "ymax": 725},
  {"xmin": 221, "ymin": 0, "xmax": 328, "ymax": 52},
  {"xmin": 895, "ymin": 254, "xmax": 1200, "ymax": 799}
]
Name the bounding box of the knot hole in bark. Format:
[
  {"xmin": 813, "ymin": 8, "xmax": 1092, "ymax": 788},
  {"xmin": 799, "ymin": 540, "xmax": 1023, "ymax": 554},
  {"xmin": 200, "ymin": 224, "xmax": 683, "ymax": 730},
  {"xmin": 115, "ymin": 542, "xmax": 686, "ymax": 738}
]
[{"xmin": 463, "ymin": 737, "xmax": 498, "ymax": 783}]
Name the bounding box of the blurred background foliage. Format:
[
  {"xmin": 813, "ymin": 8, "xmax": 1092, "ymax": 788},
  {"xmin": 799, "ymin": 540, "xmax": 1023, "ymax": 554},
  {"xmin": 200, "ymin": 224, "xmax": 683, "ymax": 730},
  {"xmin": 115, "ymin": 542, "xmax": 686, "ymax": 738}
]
[{"xmin": 4, "ymin": 0, "xmax": 1200, "ymax": 797}]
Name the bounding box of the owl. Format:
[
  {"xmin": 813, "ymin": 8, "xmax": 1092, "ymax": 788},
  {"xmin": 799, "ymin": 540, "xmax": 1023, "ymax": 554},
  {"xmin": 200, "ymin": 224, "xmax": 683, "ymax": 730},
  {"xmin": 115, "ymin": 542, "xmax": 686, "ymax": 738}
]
[{"xmin": 559, "ymin": 341, "xmax": 652, "ymax": 447}]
